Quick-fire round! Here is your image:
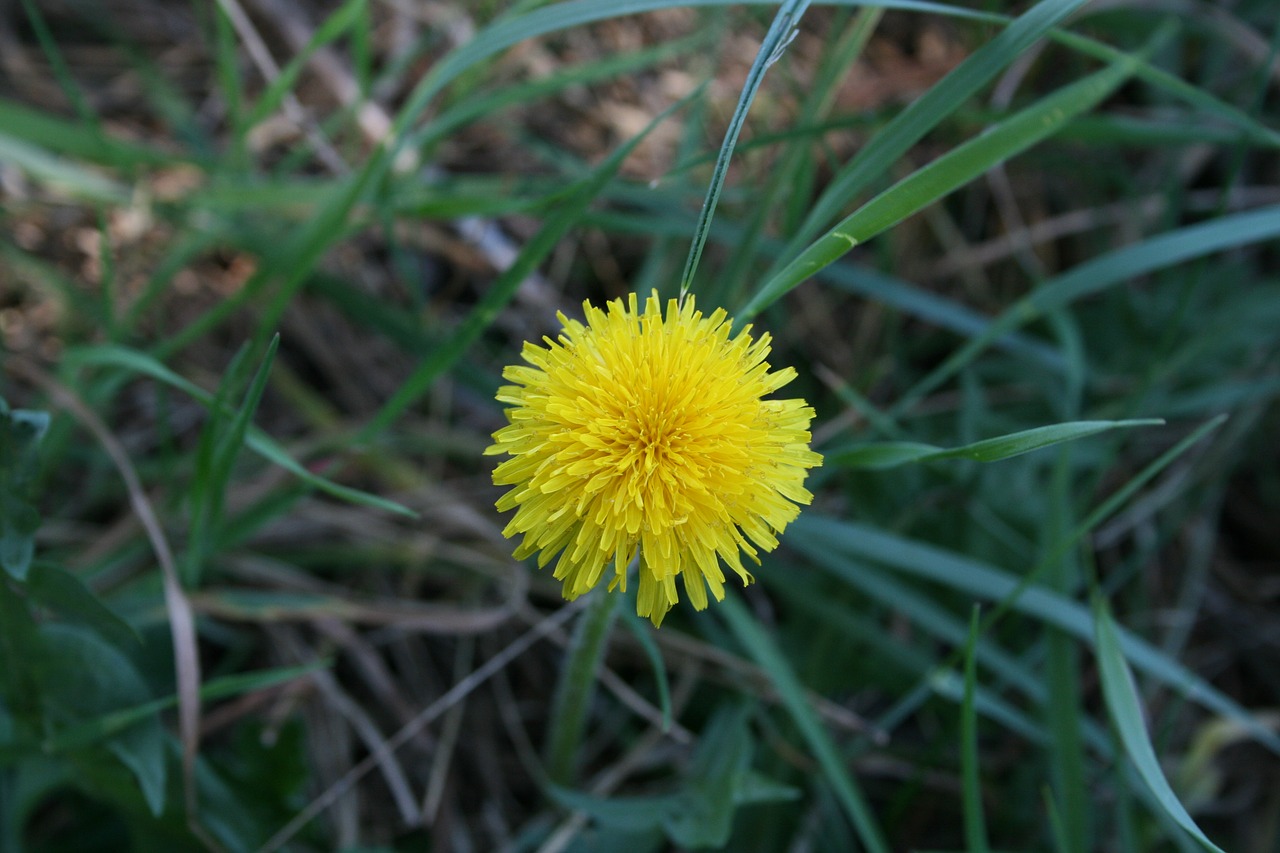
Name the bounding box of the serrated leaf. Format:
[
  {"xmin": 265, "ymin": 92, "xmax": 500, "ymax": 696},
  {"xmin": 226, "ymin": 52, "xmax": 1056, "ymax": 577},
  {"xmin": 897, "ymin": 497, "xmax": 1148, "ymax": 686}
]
[
  {"xmin": 0, "ymin": 404, "xmax": 50, "ymax": 581},
  {"xmin": 35, "ymin": 625, "xmax": 166, "ymax": 816},
  {"xmin": 26, "ymin": 562, "xmax": 139, "ymax": 648}
]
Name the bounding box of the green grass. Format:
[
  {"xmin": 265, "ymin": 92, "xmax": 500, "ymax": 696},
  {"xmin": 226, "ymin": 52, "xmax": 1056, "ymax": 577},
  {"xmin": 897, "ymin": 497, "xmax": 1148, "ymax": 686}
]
[{"xmin": 2, "ymin": 1, "xmax": 1279, "ymax": 850}]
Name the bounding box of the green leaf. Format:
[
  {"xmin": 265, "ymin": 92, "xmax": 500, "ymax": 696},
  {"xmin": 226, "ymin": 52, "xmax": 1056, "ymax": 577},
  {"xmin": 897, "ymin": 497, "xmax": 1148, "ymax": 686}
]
[
  {"xmin": 35, "ymin": 624, "xmax": 166, "ymax": 816},
  {"xmin": 662, "ymin": 704, "xmax": 754, "ymax": 846},
  {"xmin": 0, "ymin": 96, "xmax": 178, "ymax": 167},
  {"xmin": 26, "ymin": 562, "xmax": 140, "ymax": 649},
  {"xmin": 0, "ymin": 496, "xmax": 40, "ymax": 583},
  {"xmin": 1093, "ymin": 596, "xmax": 1227, "ymax": 853},
  {"xmin": 0, "ymin": 578, "xmax": 43, "ymax": 724},
  {"xmin": 830, "ymin": 420, "xmax": 1163, "ymax": 470},
  {"xmin": 0, "ymin": 402, "xmax": 50, "ymax": 581},
  {"xmin": 548, "ymin": 786, "xmax": 677, "ymax": 833},
  {"xmin": 829, "ymin": 441, "xmax": 940, "ymax": 470}
]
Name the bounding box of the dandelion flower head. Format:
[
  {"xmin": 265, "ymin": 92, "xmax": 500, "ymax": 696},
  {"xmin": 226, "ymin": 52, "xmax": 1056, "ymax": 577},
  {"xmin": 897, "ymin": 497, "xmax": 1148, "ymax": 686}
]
[{"xmin": 486, "ymin": 291, "xmax": 822, "ymax": 626}]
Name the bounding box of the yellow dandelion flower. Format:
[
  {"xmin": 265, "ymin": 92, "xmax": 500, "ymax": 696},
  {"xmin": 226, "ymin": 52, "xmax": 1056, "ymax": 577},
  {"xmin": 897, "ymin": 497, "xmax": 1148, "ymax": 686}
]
[{"xmin": 485, "ymin": 291, "xmax": 822, "ymax": 626}]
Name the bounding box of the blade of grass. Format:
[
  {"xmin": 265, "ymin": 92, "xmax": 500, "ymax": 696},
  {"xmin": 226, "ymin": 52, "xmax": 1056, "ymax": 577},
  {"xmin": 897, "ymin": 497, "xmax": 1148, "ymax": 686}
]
[
  {"xmin": 17, "ymin": 0, "xmax": 103, "ymax": 142},
  {"xmin": 38, "ymin": 662, "xmax": 328, "ymax": 754},
  {"xmin": 0, "ymin": 98, "xmax": 178, "ymax": 167},
  {"xmin": 184, "ymin": 337, "xmax": 280, "ymax": 586},
  {"xmin": 1050, "ymin": 27, "xmax": 1280, "ymax": 148},
  {"xmin": 829, "ymin": 419, "xmax": 1163, "ymax": 470},
  {"xmin": 714, "ymin": 6, "xmax": 883, "ymax": 308},
  {"xmin": 619, "ymin": 606, "xmax": 673, "ymax": 732},
  {"xmin": 893, "ymin": 203, "xmax": 1280, "ymax": 415},
  {"xmin": 64, "ymin": 345, "xmax": 415, "ymax": 517},
  {"xmin": 184, "ymin": 343, "xmax": 252, "ymax": 586},
  {"xmin": 961, "ymin": 606, "xmax": 992, "ymax": 853},
  {"xmin": 818, "ymin": 263, "xmax": 1067, "ymax": 372},
  {"xmin": 791, "ymin": 512, "xmax": 1280, "ymax": 758},
  {"xmin": 357, "ymin": 89, "xmax": 696, "ymax": 441},
  {"xmin": 678, "ymin": 0, "xmax": 812, "ymax": 297},
  {"xmin": 741, "ymin": 28, "xmax": 1164, "ymax": 319},
  {"xmin": 0, "ymin": 132, "xmax": 127, "ymax": 203},
  {"xmin": 394, "ymin": 1, "xmax": 994, "ymax": 157},
  {"xmin": 794, "ymin": 417, "xmax": 1280, "ymax": 757},
  {"xmin": 1093, "ymin": 596, "xmax": 1227, "ymax": 853},
  {"xmin": 212, "ymin": 0, "xmax": 244, "ymax": 164},
  {"xmin": 770, "ymin": 0, "xmax": 1090, "ymax": 276},
  {"xmin": 242, "ymin": 0, "xmax": 367, "ymax": 130},
  {"xmin": 786, "ymin": 557, "xmax": 1043, "ymax": 700},
  {"xmin": 1046, "ymin": 451, "xmax": 1088, "ymax": 853},
  {"xmin": 720, "ymin": 595, "xmax": 889, "ymax": 853},
  {"xmin": 152, "ymin": 147, "xmax": 387, "ymax": 358},
  {"xmin": 419, "ymin": 31, "xmax": 713, "ymax": 151}
]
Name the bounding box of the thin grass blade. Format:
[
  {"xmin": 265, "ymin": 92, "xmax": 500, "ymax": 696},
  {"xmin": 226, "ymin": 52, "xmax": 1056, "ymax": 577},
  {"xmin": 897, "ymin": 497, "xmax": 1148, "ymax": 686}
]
[
  {"xmin": 830, "ymin": 419, "xmax": 1163, "ymax": 470},
  {"xmin": 742, "ymin": 35, "xmax": 1160, "ymax": 319},
  {"xmin": 357, "ymin": 92, "xmax": 696, "ymax": 440},
  {"xmin": 1093, "ymin": 596, "xmax": 1227, "ymax": 853},
  {"xmin": 720, "ymin": 596, "xmax": 890, "ymax": 853},
  {"xmin": 64, "ymin": 345, "xmax": 415, "ymax": 517},
  {"xmin": 961, "ymin": 606, "xmax": 992, "ymax": 853},
  {"xmin": 775, "ymin": 0, "xmax": 1090, "ymax": 268},
  {"xmin": 678, "ymin": 0, "xmax": 811, "ymax": 296}
]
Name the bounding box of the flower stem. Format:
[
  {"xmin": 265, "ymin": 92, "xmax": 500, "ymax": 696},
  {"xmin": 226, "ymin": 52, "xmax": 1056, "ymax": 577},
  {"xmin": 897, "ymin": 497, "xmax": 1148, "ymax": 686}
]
[{"xmin": 544, "ymin": 587, "xmax": 620, "ymax": 786}]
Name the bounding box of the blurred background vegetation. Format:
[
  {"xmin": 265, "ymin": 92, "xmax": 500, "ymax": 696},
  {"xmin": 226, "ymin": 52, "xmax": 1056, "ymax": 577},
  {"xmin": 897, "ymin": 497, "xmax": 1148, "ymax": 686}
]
[{"xmin": 1, "ymin": 0, "xmax": 1278, "ymax": 850}]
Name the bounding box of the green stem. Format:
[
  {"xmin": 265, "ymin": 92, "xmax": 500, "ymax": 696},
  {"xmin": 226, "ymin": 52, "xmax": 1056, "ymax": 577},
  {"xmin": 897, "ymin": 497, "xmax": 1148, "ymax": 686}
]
[{"xmin": 545, "ymin": 587, "xmax": 620, "ymax": 786}]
